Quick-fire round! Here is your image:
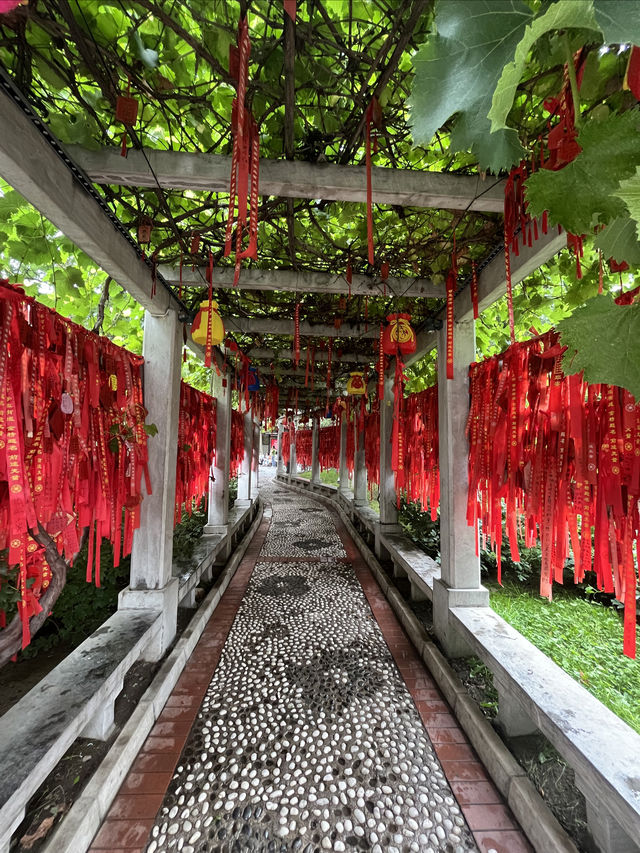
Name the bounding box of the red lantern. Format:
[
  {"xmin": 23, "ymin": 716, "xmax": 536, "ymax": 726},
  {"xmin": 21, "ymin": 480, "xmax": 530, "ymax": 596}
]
[{"xmin": 382, "ymin": 313, "xmax": 416, "ymax": 356}]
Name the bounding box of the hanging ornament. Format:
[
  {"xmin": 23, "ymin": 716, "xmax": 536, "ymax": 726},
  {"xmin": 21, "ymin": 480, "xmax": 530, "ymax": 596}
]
[
  {"xmin": 190, "ymin": 231, "xmax": 201, "ymax": 254},
  {"xmin": 248, "ymin": 366, "xmax": 260, "ymax": 391},
  {"xmin": 191, "ymin": 300, "xmax": 225, "ymax": 349},
  {"xmin": 624, "ymin": 45, "xmax": 640, "ymax": 100},
  {"xmin": 137, "ymin": 216, "xmax": 152, "ymax": 245},
  {"xmin": 365, "ymin": 97, "xmax": 383, "ymax": 266},
  {"xmin": 115, "ymin": 77, "xmax": 138, "ymax": 158},
  {"xmin": 378, "ymin": 323, "xmax": 385, "ymax": 400},
  {"xmin": 346, "ymin": 257, "xmax": 353, "ymax": 299},
  {"xmin": 382, "ymin": 313, "xmax": 416, "ymax": 356},
  {"xmin": 470, "ymin": 260, "xmax": 479, "ymax": 320},
  {"xmin": 293, "ymin": 301, "xmax": 301, "ymax": 367},
  {"xmin": 224, "ymin": 17, "xmax": 260, "ymax": 286},
  {"xmin": 284, "ymin": 0, "xmax": 296, "ymax": 21},
  {"xmin": 346, "ymin": 371, "xmax": 366, "ymax": 396}
]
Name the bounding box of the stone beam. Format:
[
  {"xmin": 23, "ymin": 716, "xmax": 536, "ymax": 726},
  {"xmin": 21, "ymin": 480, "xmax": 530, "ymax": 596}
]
[
  {"xmin": 160, "ymin": 264, "xmax": 444, "ymax": 299},
  {"xmin": 225, "ymin": 315, "xmax": 379, "ymax": 339},
  {"xmin": 0, "ymin": 80, "xmax": 178, "ymax": 317},
  {"xmin": 70, "ymin": 146, "xmax": 505, "ymax": 212},
  {"xmin": 403, "ymin": 223, "xmax": 567, "ymax": 368},
  {"xmin": 246, "ymin": 347, "xmax": 373, "ymax": 364}
]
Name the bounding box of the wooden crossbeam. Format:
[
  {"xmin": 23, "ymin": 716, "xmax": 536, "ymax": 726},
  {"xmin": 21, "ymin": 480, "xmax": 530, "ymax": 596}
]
[
  {"xmin": 160, "ymin": 264, "xmax": 444, "ymax": 299},
  {"xmin": 0, "ymin": 84, "xmax": 179, "ymax": 317},
  {"xmin": 225, "ymin": 315, "xmax": 380, "ymax": 340},
  {"xmin": 69, "ymin": 146, "xmax": 505, "ymax": 212}
]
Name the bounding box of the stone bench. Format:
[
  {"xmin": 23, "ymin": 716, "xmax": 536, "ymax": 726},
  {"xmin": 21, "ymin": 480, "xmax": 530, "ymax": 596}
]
[
  {"xmin": 451, "ymin": 605, "xmax": 640, "ymax": 853},
  {"xmin": 0, "ymin": 609, "xmax": 160, "ymax": 853},
  {"xmin": 378, "ymin": 530, "xmax": 440, "ymax": 600},
  {"xmin": 174, "ymin": 500, "xmax": 258, "ymax": 607}
]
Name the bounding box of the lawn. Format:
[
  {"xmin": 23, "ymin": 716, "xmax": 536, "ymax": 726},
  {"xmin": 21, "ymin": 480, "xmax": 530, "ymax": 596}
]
[{"xmin": 488, "ymin": 580, "xmax": 640, "ymax": 735}]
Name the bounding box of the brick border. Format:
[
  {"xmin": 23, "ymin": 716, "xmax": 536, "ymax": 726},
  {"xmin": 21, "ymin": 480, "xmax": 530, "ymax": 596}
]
[{"xmin": 87, "ymin": 515, "xmax": 271, "ymax": 853}]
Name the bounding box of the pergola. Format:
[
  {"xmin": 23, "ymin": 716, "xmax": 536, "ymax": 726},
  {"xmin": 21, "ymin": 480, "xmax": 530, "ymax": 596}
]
[{"xmin": 1, "ymin": 3, "xmax": 639, "ymax": 853}]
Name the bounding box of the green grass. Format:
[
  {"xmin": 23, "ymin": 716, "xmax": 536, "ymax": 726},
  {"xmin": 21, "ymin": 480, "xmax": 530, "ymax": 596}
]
[
  {"xmin": 488, "ymin": 580, "xmax": 640, "ymax": 734},
  {"xmin": 298, "ymin": 468, "xmax": 340, "ymax": 485}
]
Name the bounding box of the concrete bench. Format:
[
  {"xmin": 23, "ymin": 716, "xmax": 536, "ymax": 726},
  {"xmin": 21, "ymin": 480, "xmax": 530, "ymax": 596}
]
[
  {"xmin": 451, "ymin": 605, "xmax": 640, "ymax": 853},
  {"xmin": 378, "ymin": 531, "xmax": 440, "ymax": 600},
  {"xmin": 0, "ymin": 609, "xmax": 160, "ymax": 853},
  {"xmin": 174, "ymin": 501, "xmax": 258, "ymax": 607}
]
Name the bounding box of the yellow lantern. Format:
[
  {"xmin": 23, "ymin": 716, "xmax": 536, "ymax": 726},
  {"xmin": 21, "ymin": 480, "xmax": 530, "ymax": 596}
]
[
  {"xmin": 346, "ymin": 371, "xmax": 366, "ymax": 395},
  {"xmin": 191, "ymin": 300, "xmax": 225, "ymax": 347}
]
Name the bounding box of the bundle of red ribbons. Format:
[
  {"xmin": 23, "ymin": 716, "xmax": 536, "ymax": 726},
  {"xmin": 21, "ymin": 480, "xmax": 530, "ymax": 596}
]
[
  {"xmin": 0, "ymin": 281, "xmax": 151, "ymax": 648},
  {"xmin": 467, "ymin": 331, "xmax": 639, "ymax": 658},
  {"xmin": 174, "ymin": 381, "xmax": 216, "ymax": 524},
  {"xmin": 318, "ymin": 424, "xmax": 341, "ymax": 471},
  {"xmin": 400, "ymin": 385, "xmax": 439, "ymax": 519},
  {"xmin": 224, "ymin": 17, "xmax": 260, "ymax": 287},
  {"xmin": 229, "ymin": 409, "xmax": 245, "ymax": 479},
  {"xmin": 295, "ymin": 428, "xmax": 312, "ymax": 469}
]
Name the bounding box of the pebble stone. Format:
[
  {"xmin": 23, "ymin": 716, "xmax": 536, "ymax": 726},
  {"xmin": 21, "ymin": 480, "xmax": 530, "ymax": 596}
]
[{"xmin": 142, "ymin": 477, "xmax": 478, "ymax": 852}]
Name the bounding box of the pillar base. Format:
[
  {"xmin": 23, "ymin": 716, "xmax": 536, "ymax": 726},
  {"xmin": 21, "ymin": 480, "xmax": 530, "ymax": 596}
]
[
  {"xmin": 118, "ymin": 577, "xmax": 179, "ymax": 662},
  {"xmin": 432, "ymin": 578, "xmax": 489, "ymax": 658}
]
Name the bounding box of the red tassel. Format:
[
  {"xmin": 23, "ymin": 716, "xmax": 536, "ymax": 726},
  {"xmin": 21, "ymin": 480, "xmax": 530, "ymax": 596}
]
[
  {"xmin": 446, "ymin": 268, "xmax": 455, "ymax": 380},
  {"xmin": 205, "ymin": 251, "xmax": 213, "ymax": 368},
  {"xmin": 471, "ymin": 261, "xmax": 479, "ymax": 320},
  {"xmin": 504, "ymin": 232, "xmax": 516, "ymax": 345}
]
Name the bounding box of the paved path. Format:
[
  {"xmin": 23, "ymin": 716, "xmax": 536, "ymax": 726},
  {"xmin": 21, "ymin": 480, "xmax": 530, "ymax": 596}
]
[{"xmin": 89, "ymin": 478, "xmax": 532, "ymax": 853}]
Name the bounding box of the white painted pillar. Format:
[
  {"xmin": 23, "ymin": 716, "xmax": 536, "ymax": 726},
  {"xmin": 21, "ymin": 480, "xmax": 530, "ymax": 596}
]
[
  {"xmin": 288, "ymin": 426, "xmax": 297, "ymax": 482},
  {"xmin": 353, "ymin": 411, "xmax": 367, "ymax": 506},
  {"xmin": 379, "ymin": 362, "xmax": 398, "ymax": 526},
  {"xmin": 236, "ymin": 409, "xmax": 253, "ymax": 505},
  {"xmin": 338, "ymin": 413, "xmax": 349, "ymax": 493},
  {"xmin": 311, "ymin": 417, "xmax": 320, "ymax": 485},
  {"xmin": 120, "ymin": 308, "xmax": 181, "ymax": 660},
  {"xmin": 251, "ymin": 421, "xmax": 260, "ymax": 498},
  {"xmin": 433, "ymin": 318, "xmax": 488, "ymax": 657},
  {"xmin": 277, "ymin": 421, "xmax": 285, "ymax": 476},
  {"xmin": 205, "ymin": 369, "xmax": 231, "ymax": 533}
]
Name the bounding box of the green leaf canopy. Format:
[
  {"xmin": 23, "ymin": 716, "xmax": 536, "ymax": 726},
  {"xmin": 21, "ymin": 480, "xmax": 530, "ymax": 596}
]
[
  {"xmin": 488, "ymin": 0, "xmax": 600, "ymax": 133},
  {"xmin": 526, "ymin": 110, "xmax": 640, "ymax": 234},
  {"xmin": 409, "ymin": 0, "xmax": 533, "ymax": 173},
  {"xmin": 558, "ymin": 293, "xmax": 640, "ymax": 398}
]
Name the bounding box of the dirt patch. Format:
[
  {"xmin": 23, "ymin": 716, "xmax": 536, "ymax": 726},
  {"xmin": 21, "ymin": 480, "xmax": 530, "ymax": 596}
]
[{"xmin": 10, "ymin": 658, "xmax": 159, "ymax": 853}]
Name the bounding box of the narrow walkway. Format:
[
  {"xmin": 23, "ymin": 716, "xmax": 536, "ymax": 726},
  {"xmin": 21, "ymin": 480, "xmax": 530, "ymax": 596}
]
[{"xmin": 89, "ymin": 477, "xmax": 532, "ymax": 853}]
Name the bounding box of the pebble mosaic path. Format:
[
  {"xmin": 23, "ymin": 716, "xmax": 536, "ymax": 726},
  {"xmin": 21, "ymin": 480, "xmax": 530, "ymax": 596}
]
[{"xmin": 89, "ymin": 472, "xmax": 532, "ymax": 853}]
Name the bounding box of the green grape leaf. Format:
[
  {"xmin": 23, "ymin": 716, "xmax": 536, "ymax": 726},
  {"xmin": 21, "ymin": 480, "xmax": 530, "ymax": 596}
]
[
  {"xmin": 594, "ymin": 217, "xmax": 640, "ymax": 265},
  {"xmin": 526, "ymin": 110, "xmax": 640, "ymax": 234},
  {"xmin": 593, "ymin": 0, "xmax": 640, "ymax": 45},
  {"xmin": 558, "ymin": 294, "xmax": 640, "ymax": 397},
  {"xmin": 615, "ymin": 167, "xmax": 640, "ymax": 240},
  {"xmin": 489, "ymin": 0, "xmax": 600, "ymax": 132},
  {"xmin": 409, "ymin": 0, "xmax": 533, "ymax": 173}
]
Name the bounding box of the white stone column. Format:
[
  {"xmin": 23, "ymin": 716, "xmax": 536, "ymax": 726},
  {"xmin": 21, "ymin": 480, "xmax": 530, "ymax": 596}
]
[
  {"xmin": 338, "ymin": 413, "xmax": 349, "ymax": 493},
  {"xmin": 277, "ymin": 421, "xmax": 285, "ymax": 476},
  {"xmin": 205, "ymin": 369, "xmax": 231, "ymax": 533},
  {"xmin": 288, "ymin": 426, "xmax": 297, "ymax": 482},
  {"xmin": 433, "ymin": 318, "xmax": 488, "ymax": 657},
  {"xmin": 379, "ymin": 362, "xmax": 399, "ymax": 527},
  {"xmin": 353, "ymin": 411, "xmax": 367, "ymax": 505},
  {"xmin": 120, "ymin": 308, "xmax": 181, "ymax": 661},
  {"xmin": 251, "ymin": 421, "xmax": 260, "ymax": 498},
  {"xmin": 311, "ymin": 417, "xmax": 320, "ymax": 485},
  {"xmin": 236, "ymin": 409, "xmax": 253, "ymax": 505}
]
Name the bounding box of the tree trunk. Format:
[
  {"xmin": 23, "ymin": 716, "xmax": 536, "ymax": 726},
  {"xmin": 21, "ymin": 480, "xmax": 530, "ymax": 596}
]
[{"xmin": 0, "ymin": 525, "xmax": 87, "ymax": 669}]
